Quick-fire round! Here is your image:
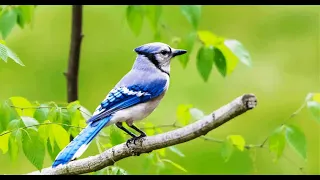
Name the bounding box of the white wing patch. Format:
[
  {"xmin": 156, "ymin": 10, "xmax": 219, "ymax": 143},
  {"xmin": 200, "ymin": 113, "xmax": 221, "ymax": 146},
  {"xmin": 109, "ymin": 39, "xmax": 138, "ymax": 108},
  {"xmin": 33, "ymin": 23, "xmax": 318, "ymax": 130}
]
[
  {"xmin": 92, "ymin": 105, "xmax": 102, "ymax": 116},
  {"xmin": 92, "ymin": 87, "xmax": 150, "ymax": 116},
  {"xmin": 117, "ymin": 87, "xmax": 150, "ymax": 97}
]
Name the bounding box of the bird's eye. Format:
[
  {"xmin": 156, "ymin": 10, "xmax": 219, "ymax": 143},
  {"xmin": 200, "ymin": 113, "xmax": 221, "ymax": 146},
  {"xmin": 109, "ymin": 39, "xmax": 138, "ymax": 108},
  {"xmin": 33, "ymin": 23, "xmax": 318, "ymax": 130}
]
[{"xmin": 160, "ymin": 50, "xmax": 169, "ymax": 55}]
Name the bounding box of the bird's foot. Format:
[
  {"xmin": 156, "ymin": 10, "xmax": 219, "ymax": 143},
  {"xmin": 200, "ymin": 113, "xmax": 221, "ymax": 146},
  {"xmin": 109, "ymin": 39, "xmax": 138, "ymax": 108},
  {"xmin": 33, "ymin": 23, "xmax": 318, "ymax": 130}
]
[{"xmin": 126, "ymin": 134, "xmax": 146, "ymax": 147}]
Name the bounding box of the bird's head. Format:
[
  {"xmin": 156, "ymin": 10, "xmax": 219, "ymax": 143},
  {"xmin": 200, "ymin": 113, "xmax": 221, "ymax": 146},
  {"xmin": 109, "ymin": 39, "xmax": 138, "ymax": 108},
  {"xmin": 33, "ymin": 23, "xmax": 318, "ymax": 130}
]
[{"xmin": 133, "ymin": 42, "xmax": 187, "ymax": 75}]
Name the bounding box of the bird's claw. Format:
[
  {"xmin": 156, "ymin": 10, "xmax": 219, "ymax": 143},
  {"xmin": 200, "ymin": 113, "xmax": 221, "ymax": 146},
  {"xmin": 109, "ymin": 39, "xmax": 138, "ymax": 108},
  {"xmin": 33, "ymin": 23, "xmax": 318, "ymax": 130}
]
[
  {"xmin": 125, "ymin": 135, "xmax": 146, "ymax": 148},
  {"xmin": 126, "ymin": 137, "xmax": 139, "ymax": 147}
]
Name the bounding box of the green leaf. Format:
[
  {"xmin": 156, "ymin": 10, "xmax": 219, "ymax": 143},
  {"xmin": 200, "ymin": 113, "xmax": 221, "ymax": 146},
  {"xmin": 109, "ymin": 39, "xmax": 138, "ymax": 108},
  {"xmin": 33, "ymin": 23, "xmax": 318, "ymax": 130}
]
[
  {"xmin": 5, "ymin": 45, "xmax": 24, "ymax": 66},
  {"xmin": 215, "ymin": 43, "xmax": 238, "ymax": 75},
  {"xmin": 0, "ymin": 43, "xmax": 8, "ymax": 62},
  {"xmin": 0, "ymin": 101, "xmax": 13, "ymax": 133},
  {"xmin": 221, "ymin": 139, "xmax": 234, "ymax": 162},
  {"xmin": 109, "ymin": 166, "xmax": 129, "ymax": 175},
  {"xmin": 47, "ymin": 122, "xmax": 60, "ymax": 151},
  {"xmin": 54, "ymin": 108, "xmax": 63, "ymax": 123},
  {"xmin": 197, "ymin": 32, "xmax": 241, "ymax": 75},
  {"xmin": 227, "ymin": 135, "xmax": 246, "ymax": 151},
  {"xmin": 67, "ymin": 101, "xmax": 82, "ymax": 128},
  {"xmin": 47, "ymin": 139, "xmax": 60, "ymax": 161},
  {"xmin": 47, "ymin": 107, "xmax": 57, "ymax": 123},
  {"xmin": 189, "ymin": 108, "xmax": 205, "ymax": 120},
  {"xmin": 48, "ymin": 107, "xmax": 64, "ymax": 124},
  {"xmin": 126, "ymin": 5, "xmax": 144, "ymax": 36},
  {"xmin": 197, "ymin": 31, "xmax": 220, "ymax": 46},
  {"xmin": 0, "ymin": 9, "xmax": 17, "ymax": 39},
  {"xmin": 60, "ymin": 109, "xmax": 71, "ymax": 126},
  {"xmin": 176, "ymin": 104, "xmax": 193, "ymax": 126},
  {"xmin": 213, "ymin": 48, "xmax": 227, "ymax": 77},
  {"xmin": 307, "ymin": 101, "xmax": 320, "ymax": 123},
  {"xmin": 10, "ymin": 97, "xmax": 34, "ymax": 117},
  {"xmin": 15, "ymin": 5, "xmax": 35, "ymax": 29},
  {"xmin": 168, "ymin": 146, "xmax": 185, "ymax": 157},
  {"xmin": 67, "ymin": 100, "xmax": 81, "ymax": 112},
  {"xmin": 144, "ymin": 5, "xmax": 162, "ymax": 32},
  {"xmin": 162, "ymin": 159, "xmax": 187, "ymax": 172},
  {"xmin": 7, "ymin": 119, "xmax": 23, "ymax": 131},
  {"xmin": 180, "ymin": 5, "xmax": 201, "ymax": 29},
  {"xmin": 196, "ymin": 46, "xmax": 214, "ymax": 81},
  {"xmin": 33, "ymin": 104, "xmax": 50, "ymax": 123},
  {"xmin": 38, "ymin": 120, "xmax": 50, "ymax": 143},
  {"xmin": 92, "ymin": 169, "xmax": 106, "ymax": 175},
  {"xmin": 224, "ymin": 39, "xmax": 252, "ymax": 67},
  {"xmin": 285, "ymin": 125, "xmax": 307, "ymax": 160},
  {"xmin": 22, "ymin": 128, "xmax": 45, "ymax": 170},
  {"xmin": 109, "ymin": 125, "xmax": 125, "ymax": 146},
  {"xmin": 8, "ymin": 134, "xmax": 19, "ymax": 161},
  {"xmin": 0, "ymin": 131, "xmax": 10, "ymax": 154},
  {"xmin": 177, "ymin": 32, "xmax": 197, "ymax": 68},
  {"xmin": 268, "ymin": 126, "xmax": 286, "ymax": 161},
  {"xmin": 69, "ymin": 108, "xmax": 85, "ymax": 137},
  {"xmin": 21, "ymin": 116, "xmax": 39, "ymax": 131},
  {"xmin": 50, "ymin": 124, "xmax": 69, "ymax": 150},
  {"xmin": 11, "ymin": 128, "xmax": 22, "ymax": 143}
]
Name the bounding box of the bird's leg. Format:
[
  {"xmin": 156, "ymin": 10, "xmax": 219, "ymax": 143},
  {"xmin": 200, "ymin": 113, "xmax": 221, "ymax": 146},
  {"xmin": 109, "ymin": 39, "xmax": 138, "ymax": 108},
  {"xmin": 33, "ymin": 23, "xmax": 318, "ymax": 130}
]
[
  {"xmin": 128, "ymin": 124, "xmax": 147, "ymax": 137},
  {"xmin": 126, "ymin": 123, "xmax": 147, "ymax": 145},
  {"xmin": 115, "ymin": 122, "xmax": 137, "ymax": 138}
]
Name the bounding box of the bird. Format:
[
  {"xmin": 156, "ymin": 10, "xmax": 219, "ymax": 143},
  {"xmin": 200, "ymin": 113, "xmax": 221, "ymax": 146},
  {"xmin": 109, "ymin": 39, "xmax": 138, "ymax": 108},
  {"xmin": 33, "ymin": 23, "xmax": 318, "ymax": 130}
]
[{"xmin": 52, "ymin": 42, "xmax": 187, "ymax": 168}]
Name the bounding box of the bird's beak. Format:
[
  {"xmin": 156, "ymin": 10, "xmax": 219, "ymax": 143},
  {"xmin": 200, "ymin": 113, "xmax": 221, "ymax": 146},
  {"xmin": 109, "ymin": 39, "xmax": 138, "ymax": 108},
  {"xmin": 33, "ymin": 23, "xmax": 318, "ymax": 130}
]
[{"xmin": 172, "ymin": 49, "xmax": 187, "ymax": 57}]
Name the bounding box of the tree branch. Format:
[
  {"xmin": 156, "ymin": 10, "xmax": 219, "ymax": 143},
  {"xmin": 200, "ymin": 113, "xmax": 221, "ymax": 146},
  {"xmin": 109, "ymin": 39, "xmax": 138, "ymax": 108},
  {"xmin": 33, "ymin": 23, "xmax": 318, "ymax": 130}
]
[
  {"xmin": 27, "ymin": 94, "xmax": 257, "ymax": 175},
  {"xmin": 65, "ymin": 5, "xmax": 84, "ymax": 103}
]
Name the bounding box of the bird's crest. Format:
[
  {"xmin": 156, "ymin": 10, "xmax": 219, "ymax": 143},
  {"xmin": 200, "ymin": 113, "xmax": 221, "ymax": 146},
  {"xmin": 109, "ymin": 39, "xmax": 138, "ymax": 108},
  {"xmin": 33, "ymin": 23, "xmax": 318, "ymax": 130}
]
[{"xmin": 134, "ymin": 42, "xmax": 170, "ymax": 55}]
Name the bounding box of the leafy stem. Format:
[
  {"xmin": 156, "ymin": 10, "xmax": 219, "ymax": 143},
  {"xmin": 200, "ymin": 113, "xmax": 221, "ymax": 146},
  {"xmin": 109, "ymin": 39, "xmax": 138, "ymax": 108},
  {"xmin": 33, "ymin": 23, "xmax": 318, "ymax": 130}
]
[
  {"xmin": 0, "ymin": 121, "xmax": 85, "ymax": 137},
  {"xmin": 259, "ymin": 99, "xmax": 307, "ymax": 149}
]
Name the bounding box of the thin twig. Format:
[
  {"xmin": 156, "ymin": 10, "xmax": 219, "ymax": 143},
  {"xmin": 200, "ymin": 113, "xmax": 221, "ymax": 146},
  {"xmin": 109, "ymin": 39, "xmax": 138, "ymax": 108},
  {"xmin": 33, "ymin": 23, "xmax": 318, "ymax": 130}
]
[
  {"xmin": 0, "ymin": 122, "xmax": 85, "ymax": 137},
  {"xmin": 258, "ymin": 100, "xmax": 307, "ymax": 148},
  {"xmin": 283, "ymin": 101, "xmax": 306, "ymax": 124},
  {"xmin": 10, "ymin": 105, "xmax": 92, "ymax": 120},
  {"xmin": 10, "ymin": 105, "xmax": 67, "ymax": 109},
  {"xmin": 146, "ymin": 124, "xmax": 264, "ymax": 150}
]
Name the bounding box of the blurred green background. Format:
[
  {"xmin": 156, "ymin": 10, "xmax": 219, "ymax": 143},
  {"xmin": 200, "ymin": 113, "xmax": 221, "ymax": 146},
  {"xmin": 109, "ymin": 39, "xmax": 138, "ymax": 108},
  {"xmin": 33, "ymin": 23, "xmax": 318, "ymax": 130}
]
[{"xmin": 0, "ymin": 5, "xmax": 319, "ymax": 175}]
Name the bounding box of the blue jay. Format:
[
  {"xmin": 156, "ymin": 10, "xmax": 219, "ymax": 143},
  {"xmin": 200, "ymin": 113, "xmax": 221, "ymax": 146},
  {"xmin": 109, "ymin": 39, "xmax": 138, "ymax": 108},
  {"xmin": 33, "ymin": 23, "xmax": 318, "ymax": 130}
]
[{"xmin": 52, "ymin": 42, "xmax": 187, "ymax": 168}]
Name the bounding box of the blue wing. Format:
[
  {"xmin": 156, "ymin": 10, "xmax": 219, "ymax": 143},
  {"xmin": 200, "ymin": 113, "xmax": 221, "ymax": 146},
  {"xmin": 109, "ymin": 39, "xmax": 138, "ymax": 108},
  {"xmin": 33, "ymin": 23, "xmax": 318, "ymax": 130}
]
[{"xmin": 87, "ymin": 78, "xmax": 167, "ymax": 124}]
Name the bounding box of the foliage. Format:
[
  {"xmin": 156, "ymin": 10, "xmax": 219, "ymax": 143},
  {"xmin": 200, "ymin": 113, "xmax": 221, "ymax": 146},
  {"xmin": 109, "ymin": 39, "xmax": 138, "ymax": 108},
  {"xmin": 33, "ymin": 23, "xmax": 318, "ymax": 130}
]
[
  {"xmin": 0, "ymin": 5, "xmax": 317, "ymax": 175},
  {"xmin": 176, "ymin": 91, "xmax": 319, "ymax": 172},
  {"xmin": 92, "ymin": 166, "xmax": 129, "ymax": 175},
  {"xmin": 0, "ymin": 97, "xmax": 188, "ymax": 174},
  {"xmin": 0, "ymin": 5, "xmax": 36, "ymax": 66},
  {"xmin": 0, "ymin": 40, "xmax": 24, "ymax": 66},
  {"xmin": 0, "ymin": 92, "xmax": 317, "ymax": 173},
  {"xmin": 306, "ymin": 93, "xmax": 320, "ymax": 124},
  {"xmin": 125, "ymin": 5, "xmax": 252, "ymax": 82}
]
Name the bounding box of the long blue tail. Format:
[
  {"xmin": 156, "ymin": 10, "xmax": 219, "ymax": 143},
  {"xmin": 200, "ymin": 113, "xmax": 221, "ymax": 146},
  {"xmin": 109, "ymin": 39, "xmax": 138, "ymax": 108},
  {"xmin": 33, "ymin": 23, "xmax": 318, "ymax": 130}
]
[{"xmin": 52, "ymin": 116, "xmax": 111, "ymax": 168}]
